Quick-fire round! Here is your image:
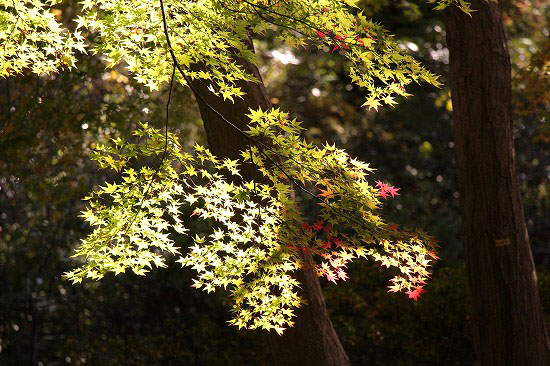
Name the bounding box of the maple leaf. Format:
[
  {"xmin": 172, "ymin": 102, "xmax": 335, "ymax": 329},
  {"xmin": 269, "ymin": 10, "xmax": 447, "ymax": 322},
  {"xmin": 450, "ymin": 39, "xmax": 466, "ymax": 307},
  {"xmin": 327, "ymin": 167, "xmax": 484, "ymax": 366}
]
[
  {"xmin": 380, "ymin": 257, "xmax": 393, "ymax": 268},
  {"xmin": 336, "ymin": 268, "xmax": 348, "ymax": 281},
  {"xmin": 386, "ymin": 185, "xmax": 400, "ymax": 197},
  {"xmin": 379, "ymin": 190, "xmax": 390, "ymax": 199},
  {"xmin": 333, "ymin": 238, "xmax": 344, "ymax": 247},
  {"xmin": 313, "ymin": 220, "xmax": 324, "ymax": 231},
  {"xmin": 325, "ymin": 271, "xmax": 337, "ymax": 284},
  {"xmin": 318, "ymin": 187, "xmax": 335, "ymax": 199},
  {"xmin": 317, "ymin": 178, "xmax": 331, "ymax": 187},
  {"xmin": 375, "ymin": 180, "xmax": 388, "ymax": 189},
  {"xmin": 329, "ymin": 257, "xmax": 342, "ymax": 268},
  {"xmin": 316, "ymin": 31, "xmax": 327, "ymax": 38},
  {"xmin": 376, "ymin": 181, "xmax": 400, "ymax": 199},
  {"xmin": 411, "ymin": 276, "xmax": 428, "ymax": 286},
  {"xmin": 386, "ymin": 223, "xmax": 399, "ymax": 231},
  {"xmin": 383, "ymin": 95, "xmax": 398, "ymax": 107},
  {"xmin": 387, "ymin": 284, "xmax": 401, "ymax": 293},
  {"xmin": 406, "ymin": 286, "xmax": 426, "ymax": 301},
  {"xmin": 362, "ymin": 98, "xmax": 382, "ymax": 111}
]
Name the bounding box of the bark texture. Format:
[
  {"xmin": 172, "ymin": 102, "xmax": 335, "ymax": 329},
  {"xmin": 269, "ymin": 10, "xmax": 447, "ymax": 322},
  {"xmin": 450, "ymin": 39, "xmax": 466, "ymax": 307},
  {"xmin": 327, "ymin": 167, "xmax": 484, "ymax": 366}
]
[
  {"xmin": 188, "ymin": 55, "xmax": 350, "ymax": 366},
  {"xmin": 445, "ymin": 1, "xmax": 550, "ymax": 365}
]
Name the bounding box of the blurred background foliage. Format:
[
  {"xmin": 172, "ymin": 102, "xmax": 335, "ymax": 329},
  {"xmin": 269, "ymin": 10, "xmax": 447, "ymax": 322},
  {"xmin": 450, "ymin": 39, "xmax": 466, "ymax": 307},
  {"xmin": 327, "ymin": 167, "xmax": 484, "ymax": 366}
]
[{"xmin": 0, "ymin": 0, "xmax": 548, "ymax": 364}]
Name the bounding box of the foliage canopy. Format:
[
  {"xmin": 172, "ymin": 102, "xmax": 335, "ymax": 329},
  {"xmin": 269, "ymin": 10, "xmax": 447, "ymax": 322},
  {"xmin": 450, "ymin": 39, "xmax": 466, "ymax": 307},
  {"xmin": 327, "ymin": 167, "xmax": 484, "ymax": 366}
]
[{"xmin": 0, "ymin": 0, "xmax": 473, "ymax": 332}]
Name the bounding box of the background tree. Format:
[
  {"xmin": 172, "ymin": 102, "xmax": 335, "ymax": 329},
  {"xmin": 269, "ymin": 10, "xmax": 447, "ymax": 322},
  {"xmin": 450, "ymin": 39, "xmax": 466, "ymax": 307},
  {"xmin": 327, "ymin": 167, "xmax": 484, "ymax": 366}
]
[{"xmin": 445, "ymin": 0, "xmax": 550, "ymax": 363}]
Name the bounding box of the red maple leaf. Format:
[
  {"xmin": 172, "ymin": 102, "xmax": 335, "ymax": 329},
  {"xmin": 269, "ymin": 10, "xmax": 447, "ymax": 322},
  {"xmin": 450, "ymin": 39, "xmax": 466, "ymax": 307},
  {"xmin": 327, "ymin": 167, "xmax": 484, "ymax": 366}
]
[
  {"xmin": 375, "ymin": 180, "xmax": 388, "ymax": 189},
  {"xmin": 406, "ymin": 286, "xmax": 426, "ymax": 301},
  {"xmin": 316, "ymin": 30, "xmax": 327, "ymax": 38},
  {"xmin": 313, "ymin": 220, "xmax": 324, "ymax": 231},
  {"xmin": 376, "ymin": 181, "xmax": 400, "ymax": 199},
  {"xmin": 386, "ymin": 223, "xmax": 399, "ymax": 231},
  {"xmin": 386, "ymin": 185, "xmax": 400, "ymax": 197},
  {"xmin": 379, "ymin": 190, "xmax": 390, "ymax": 199},
  {"xmin": 333, "ymin": 35, "xmax": 349, "ymax": 49}
]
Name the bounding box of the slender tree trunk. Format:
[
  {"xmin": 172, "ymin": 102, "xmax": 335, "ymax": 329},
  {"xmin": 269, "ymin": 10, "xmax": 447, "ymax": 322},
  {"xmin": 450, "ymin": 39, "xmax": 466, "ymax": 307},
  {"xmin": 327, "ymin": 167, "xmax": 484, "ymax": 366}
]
[
  {"xmin": 187, "ymin": 51, "xmax": 350, "ymax": 366},
  {"xmin": 445, "ymin": 1, "xmax": 550, "ymax": 364}
]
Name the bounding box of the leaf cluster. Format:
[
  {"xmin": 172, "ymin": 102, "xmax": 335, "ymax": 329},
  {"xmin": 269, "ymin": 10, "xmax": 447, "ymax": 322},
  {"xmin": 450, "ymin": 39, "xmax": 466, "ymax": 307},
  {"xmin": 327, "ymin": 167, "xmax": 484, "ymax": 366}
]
[
  {"xmin": 0, "ymin": 0, "xmax": 85, "ymax": 77},
  {"xmin": 67, "ymin": 112, "xmax": 438, "ymax": 332}
]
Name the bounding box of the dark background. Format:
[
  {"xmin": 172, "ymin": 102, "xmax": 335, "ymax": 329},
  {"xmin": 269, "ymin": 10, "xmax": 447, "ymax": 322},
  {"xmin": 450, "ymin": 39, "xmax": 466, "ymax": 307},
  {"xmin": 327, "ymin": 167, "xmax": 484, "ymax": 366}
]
[{"xmin": 1, "ymin": 0, "xmax": 548, "ymax": 364}]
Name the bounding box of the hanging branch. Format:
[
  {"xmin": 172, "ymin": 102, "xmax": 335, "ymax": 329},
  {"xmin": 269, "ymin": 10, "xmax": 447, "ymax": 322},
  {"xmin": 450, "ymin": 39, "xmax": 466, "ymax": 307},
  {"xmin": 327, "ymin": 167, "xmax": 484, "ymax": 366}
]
[{"xmin": 120, "ymin": 64, "xmax": 176, "ymax": 238}]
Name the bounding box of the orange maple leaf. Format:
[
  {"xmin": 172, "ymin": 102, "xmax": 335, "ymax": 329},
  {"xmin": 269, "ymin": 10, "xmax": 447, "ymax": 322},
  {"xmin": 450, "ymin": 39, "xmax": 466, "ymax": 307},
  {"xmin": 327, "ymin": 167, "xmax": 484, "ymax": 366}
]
[{"xmin": 318, "ymin": 187, "xmax": 334, "ymax": 199}]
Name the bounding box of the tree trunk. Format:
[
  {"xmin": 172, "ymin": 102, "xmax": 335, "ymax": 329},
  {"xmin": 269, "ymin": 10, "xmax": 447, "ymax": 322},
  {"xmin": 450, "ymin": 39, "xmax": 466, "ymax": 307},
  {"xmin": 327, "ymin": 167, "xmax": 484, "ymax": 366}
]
[
  {"xmin": 187, "ymin": 53, "xmax": 350, "ymax": 366},
  {"xmin": 445, "ymin": 1, "xmax": 550, "ymax": 365}
]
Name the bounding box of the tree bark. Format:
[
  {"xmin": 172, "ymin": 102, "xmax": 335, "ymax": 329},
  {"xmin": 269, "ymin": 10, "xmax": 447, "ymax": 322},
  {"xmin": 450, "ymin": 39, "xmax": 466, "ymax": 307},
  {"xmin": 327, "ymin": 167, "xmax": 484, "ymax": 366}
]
[
  {"xmin": 445, "ymin": 1, "xmax": 550, "ymax": 365},
  {"xmin": 187, "ymin": 53, "xmax": 350, "ymax": 366}
]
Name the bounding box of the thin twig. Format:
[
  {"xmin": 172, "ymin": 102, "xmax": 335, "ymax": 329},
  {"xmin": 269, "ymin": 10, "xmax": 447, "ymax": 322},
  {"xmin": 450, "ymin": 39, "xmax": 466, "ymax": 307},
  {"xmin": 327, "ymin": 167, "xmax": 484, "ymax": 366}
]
[{"xmin": 121, "ymin": 64, "xmax": 176, "ymax": 238}]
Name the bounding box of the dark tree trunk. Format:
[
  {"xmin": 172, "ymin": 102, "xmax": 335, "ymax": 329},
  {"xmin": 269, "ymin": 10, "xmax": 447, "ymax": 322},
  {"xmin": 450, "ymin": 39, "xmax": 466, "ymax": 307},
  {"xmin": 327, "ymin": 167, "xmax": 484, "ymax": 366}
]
[
  {"xmin": 445, "ymin": 1, "xmax": 550, "ymax": 365},
  {"xmin": 187, "ymin": 53, "xmax": 350, "ymax": 366}
]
